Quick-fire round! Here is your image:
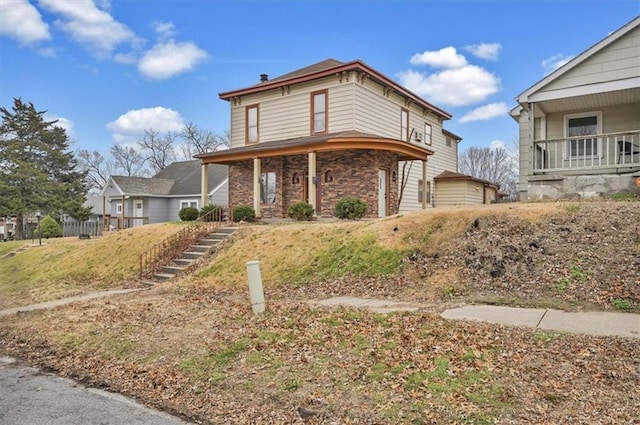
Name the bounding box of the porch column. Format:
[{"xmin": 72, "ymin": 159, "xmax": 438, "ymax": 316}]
[
  {"xmin": 421, "ymin": 160, "xmax": 428, "ymax": 209},
  {"xmin": 308, "ymin": 151, "xmax": 317, "ymax": 216},
  {"xmin": 121, "ymin": 195, "xmax": 125, "ymax": 229},
  {"xmin": 253, "ymin": 158, "xmax": 261, "ymax": 219},
  {"xmin": 201, "ymin": 162, "xmax": 208, "ymax": 207}
]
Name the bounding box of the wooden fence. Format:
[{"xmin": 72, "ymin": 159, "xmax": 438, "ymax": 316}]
[{"xmin": 62, "ymin": 221, "xmax": 103, "ymax": 237}]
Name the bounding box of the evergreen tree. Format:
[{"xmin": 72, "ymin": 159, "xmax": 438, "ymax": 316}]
[{"xmin": 0, "ymin": 98, "xmax": 89, "ymax": 239}]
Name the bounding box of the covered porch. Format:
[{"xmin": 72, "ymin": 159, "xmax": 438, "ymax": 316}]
[
  {"xmin": 195, "ymin": 131, "xmax": 433, "ymax": 219},
  {"xmin": 533, "ymin": 130, "xmax": 640, "ymax": 174}
]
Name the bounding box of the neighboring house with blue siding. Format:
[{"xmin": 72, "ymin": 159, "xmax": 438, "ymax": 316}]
[{"xmin": 100, "ymin": 160, "xmax": 228, "ymax": 228}]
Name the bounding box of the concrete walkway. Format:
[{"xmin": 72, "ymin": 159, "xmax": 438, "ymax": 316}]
[
  {"xmin": 2, "ymin": 292, "xmax": 638, "ymax": 339},
  {"xmin": 0, "ymin": 289, "xmax": 144, "ymax": 317},
  {"xmin": 315, "ymin": 296, "xmax": 640, "ymax": 339}
]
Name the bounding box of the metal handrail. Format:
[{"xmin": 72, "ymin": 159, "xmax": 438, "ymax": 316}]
[{"xmin": 139, "ymin": 207, "xmax": 229, "ymax": 279}]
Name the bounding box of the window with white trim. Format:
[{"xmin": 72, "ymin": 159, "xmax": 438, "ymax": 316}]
[
  {"xmin": 418, "ymin": 179, "xmax": 431, "ymax": 204},
  {"xmin": 565, "ymin": 112, "xmax": 601, "ymax": 158},
  {"xmin": 311, "ymin": 90, "xmax": 327, "ymax": 134},
  {"xmin": 424, "ymin": 123, "xmax": 432, "ymax": 145},
  {"xmin": 180, "ymin": 200, "xmax": 198, "ymax": 209},
  {"xmin": 260, "ymin": 171, "xmax": 276, "ymax": 205},
  {"xmin": 246, "ymin": 105, "xmax": 259, "ymax": 143},
  {"xmin": 400, "ymin": 108, "xmax": 409, "ymax": 142},
  {"xmin": 116, "ymin": 203, "xmax": 122, "ymax": 214}
]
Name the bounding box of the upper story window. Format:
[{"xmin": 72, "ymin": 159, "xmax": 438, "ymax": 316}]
[
  {"xmin": 400, "ymin": 108, "xmax": 409, "ymax": 142},
  {"xmin": 246, "ymin": 105, "xmax": 259, "ymax": 144},
  {"xmin": 446, "ymin": 137, "xmax": 452, "ymax": 147},
  {"xmin": 424, "ymin": 123, "xmax": 432, "ymax": 146},
  {"xmin": 311, "ymin": 90, "xmax": 328, "ymax": 134}
]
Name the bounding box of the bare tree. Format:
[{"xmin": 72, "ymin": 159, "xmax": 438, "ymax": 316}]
[
  {"xmin": 76, "ymin": 149, "xmax": 115, "ymax": 191},
  {"xmin": 111, "ymin": 144, "xmax": 146, "ymax": 177},
  {"xmin": 179, "ymin": 122, "xmax": 229, "ymax": 159},
  {"xmin": 458, "ymin": 145, "xmax": 518, "ymax": 199},
  {"xmin": 138, "ymin": 128, "xmax": 176, "ymax": 174}
]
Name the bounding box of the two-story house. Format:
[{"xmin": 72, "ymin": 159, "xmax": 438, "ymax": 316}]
[
  {"xmin": 196, "ymin": 59, "xmax": 461, "ymax": 219},
  {"xmin": 511, "ymin": 16, "xmax": 640, "ymax": 200}
]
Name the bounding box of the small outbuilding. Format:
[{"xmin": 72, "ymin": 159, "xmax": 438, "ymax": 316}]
[{"xmin": 434, "ymin": 171, "xmax": 500, "ymax": 206}]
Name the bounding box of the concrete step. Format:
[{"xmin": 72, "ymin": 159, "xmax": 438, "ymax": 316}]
[
  {"xmin": 182, "ymin": 251, "xmax": 205, "ymax": 259},
  {"xmin": 162, "ymin": 265, "xmax": 186, "ymax": 275},
  {"xmin": 173, "ymin": 258, "xmax": 194, "ymax": 266},
  {"xmin": 189, "ymin": 244, "xmax": 211, "ymax": 252},
  {"xmin": 153, "ymin": 273, "xmax": 175, "ymax": 282},
  {"xmin": 140, "ymin": 280, "xmax": 157, "ymax": 287},
  {"xmin": 217, "ymin": 227, "xmax": 239, "ymax": 234},
  {"xmin": 207, "ymin": 233, "xmax": 228, "ymax": 240},
  {"xmin": 198, "ymin": 238, "xmax": 221, "ymax": 246}
]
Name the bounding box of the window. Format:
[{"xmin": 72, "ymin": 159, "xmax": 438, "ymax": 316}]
[
  {"xmin": 116, "ymin": 203, "xmax": 122, "ymax": 214},
  {"xmin": 424, "ymin": 123, "xmax": 432, "ymax": 145},
  {"xmin": 565, "ymin": 112, "xmax": 601, "ymax": 158},
  {"xmin": 260, "ymin": 171, "xmax": 276, "ymax": 205},
  {"xmin": 446, "ymin": 137, "xmax": 452, "ymax": 147},
  {"xmin": 418, "ymin": 180, "xmax": 431, "ymax": 204},
  {"xmin": 180, "ymin": 200, "xmax": 198, "ymax": 209},
  {"xmin": 246, "ymin": 105, "xmax": 259, "ymax": 143},
  {"xmin": 400, "ymin": 108, "xmax": 409, "ymax": 142},
  {"xmin": 311, "ymin": 90, "xmax": 327, "ymax": 134}
]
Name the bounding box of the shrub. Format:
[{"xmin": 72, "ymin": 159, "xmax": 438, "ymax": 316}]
[
  {"xmin": 334, "ymin": 197, "xmax": 367, "ymax": 220},
  {"xmin": 287, "ymin": 201, "xmax": 314, "ymax": 221},
  {"xmin": 233, "ymin": 205, "xmax": 256, "ymax": 222},
  {"xmin": 200, "ymin": 204, "xmax": 224, "ymax": 221},
  {"xmin": 35, "ymin": 215, "xmax": 62, "ymax": 238},
  {"xmin": 179, "ymin": 207, "xmax": 199, "ymax": 221}
]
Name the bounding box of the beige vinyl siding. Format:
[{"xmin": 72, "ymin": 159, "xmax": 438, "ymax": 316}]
[
  {"xmin": 228, "ymin": 76, "xmax": 356, "ymax": 147},
  {"xmin": 434, "ymin": 181, "xmax": 465, "ymax": 206},
  {"xmin": 542, "ymin": 27, "xmax": 640, "ymax": 92},
  {"xmin": 518, "ymin": 110, "xmax": 531, "ymax": 198},
  {"xmin": 435, "ymin": 180, "xmax": 484, "ymax": 206},
  {"xmin": 353, "ymin": 82, "xmax": 401, "ymax": 138},
  {"xmin": 543, "ymin": 103, "xmax": 640, "ymax": 140}
]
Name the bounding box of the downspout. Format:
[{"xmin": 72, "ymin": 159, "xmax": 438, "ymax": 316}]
[{"xmin": 121, "ymin": 195, "xmax": 125, "ymax": 229}]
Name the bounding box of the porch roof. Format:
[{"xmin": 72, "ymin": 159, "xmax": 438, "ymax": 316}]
[
  {"xmin": 434, "ymin": 170, "xmax": 500, "ymax": 189},
  {"xmin": 194, "ymin": 130, "xmax": 434, "ymax": 164}
]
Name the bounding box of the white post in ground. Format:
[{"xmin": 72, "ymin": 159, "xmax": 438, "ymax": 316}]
[{"xmin": 246, "ymin": 260, "xmax": 265, "ymax": 314}]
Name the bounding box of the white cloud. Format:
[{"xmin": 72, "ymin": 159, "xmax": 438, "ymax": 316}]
[
  {"xmin": 107, "ymin": 107, "xmax": 184, "ymax": 144},
  {"xmin": 45, "ymin": 114, "xmax": 74, "ymax": 137},
  {"xmin": 489, "ymin": 139, "xmax": 507, "ymax": 150},
  {"xmin": 463, "ymin": 43, "xmax": 501, "ymax": 61},
  {"xmin": 398, "ymin": 65, "xmax": 500, "ymax": 107},
  {"xmin": 541, "ymin": 53, "xmax": 574, "ymax": 75},
  {"xmin": 459, "ymin": 102, "xmax": 509, "ymax": 123},
  {"xmin": 0, "ymin": 0, "xmax": 50, "ymax": 44},
  {"xmin": 138, "ymin": 40, "xmax": 208, "ymax": 80},
  {"xmin": 38, "ymin": 0, "xmax": 141, "ymax": 57},
  {"xmin": 410, "ymin": 47, "xmax": 467, "ymax": 69},
  {"xmin": 152, "ymin": 20, "xmax": 175, "ymax": 40}
]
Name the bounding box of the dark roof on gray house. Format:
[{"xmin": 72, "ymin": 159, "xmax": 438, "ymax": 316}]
[
  {"xmin": 154, "ymin": 160, "xmax": 228, "ymax": 195},
  {"xmin": 106, "ymin": 160, "xmax": 228, "ymax": 197}
]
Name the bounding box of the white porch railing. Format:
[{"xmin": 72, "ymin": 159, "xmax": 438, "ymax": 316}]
[{"xmin": 533, "ymin": 130, "xmax": 640, "ymax": 173}]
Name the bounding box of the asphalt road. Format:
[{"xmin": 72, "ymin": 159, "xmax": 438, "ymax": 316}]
[{"xmin": 0, "ymin": 357, "xmax": 191, "ymax": 425}]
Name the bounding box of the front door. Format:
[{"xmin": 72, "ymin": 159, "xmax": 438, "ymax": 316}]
[
  {"xmin": 378, "ymin": 169, "xmax": 387, "ymax": 218},
  {"xmin": 133, "ymin": 200, "xmax": 144, "ymax": 226}
]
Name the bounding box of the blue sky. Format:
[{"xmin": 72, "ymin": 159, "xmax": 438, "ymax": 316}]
[{"xmin": 1, "ymin": 0, "xmax": 639, "ymax": 157}]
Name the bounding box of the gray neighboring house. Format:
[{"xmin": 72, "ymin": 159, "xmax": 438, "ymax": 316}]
[
  {"xmin": 511, "ymin": 16, "xmax": 640, "ymax": 200},
  {"xmin": 100, "ymin": 160, "xmax": 228, "ymax": 227}
]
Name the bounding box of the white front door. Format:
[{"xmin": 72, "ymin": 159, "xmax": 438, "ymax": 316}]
[
  {"xmin": 133, "ymin": 200, "xmax": 144, "ymax": 226},
  {"xmin": 378, "ymin": 169, "xmax": 386, "ymax": 218}
]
